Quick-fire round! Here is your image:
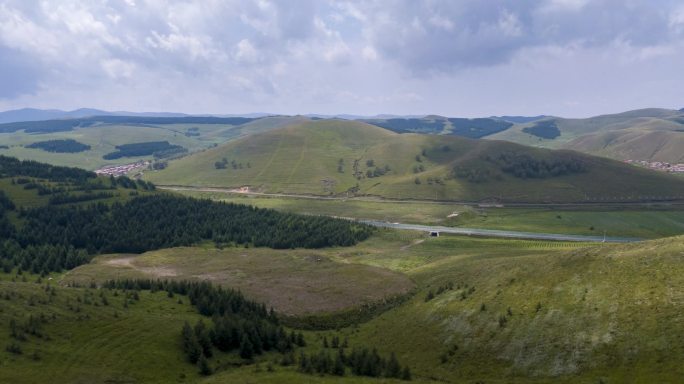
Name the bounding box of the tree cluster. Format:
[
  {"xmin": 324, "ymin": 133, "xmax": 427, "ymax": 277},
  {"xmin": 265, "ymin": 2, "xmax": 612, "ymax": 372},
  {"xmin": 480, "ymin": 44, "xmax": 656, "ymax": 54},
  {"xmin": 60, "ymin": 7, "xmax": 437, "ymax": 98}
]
[
  {"xmin": 447, "ymin": 118, "xmax": 512, "ymax": 139},
  {"xmin": 488, "ymin": 152, "xmax": 587, "ymax": 179},
  {"xmin": 0, "ymin": 241, "xmax": 90, "ymax": 275},
  {"xmin": 26, "ymin": 139, "xmax": 91, "ymax": 153},
  {"xmin": 214, "ymin": 158, "xmax": 249, "ymax": 170},
  {"xmin": 105, "ymin": 279, "xmax": 303, "ymax": 375},
  {"xmin": 452, "ymin": 166, "xmax": 492, "ymax": 183},
  {"xmin": 522, "ymin": 120, "xmax": 561, "ymax": 139},
  {"xmin": 298, "ymin": 347, "xmax": 411, "ymax": 380},
  {"xmin": 103, "ymin": 141, "xmax": 185, "ymax": 160},
  {"xmin": 16, "ymin": 195, "xmax": 373, "ymax": 258},
  {"xmin": 0, "ymin": 155, "xmax": 95, "ymax": 182},
  {"xmin": 425, "ymin": 281, "xmax": 454, "ymax": 302}
]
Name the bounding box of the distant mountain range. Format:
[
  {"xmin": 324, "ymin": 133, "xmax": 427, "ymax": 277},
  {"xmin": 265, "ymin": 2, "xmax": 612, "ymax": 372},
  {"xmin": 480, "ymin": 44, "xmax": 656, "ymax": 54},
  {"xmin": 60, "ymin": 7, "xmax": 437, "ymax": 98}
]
[
  {"xmin": 0, "ymin": 108, "xmax": 278, "ymax": 124},
  {"xmin": 0, "ymin": 108, "xmax": 550, "ymax": 125},
  {"xmin": 0, "ymin": 108, "xmax": 191, "ymax": 124}
]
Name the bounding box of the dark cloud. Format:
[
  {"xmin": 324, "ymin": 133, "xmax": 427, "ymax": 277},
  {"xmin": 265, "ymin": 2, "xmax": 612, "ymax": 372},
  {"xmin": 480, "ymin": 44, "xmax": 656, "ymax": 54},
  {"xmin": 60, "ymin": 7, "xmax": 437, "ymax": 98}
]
[{"xmin": 357, "ymin": 0, "xmax": 682, "ymax": 73}]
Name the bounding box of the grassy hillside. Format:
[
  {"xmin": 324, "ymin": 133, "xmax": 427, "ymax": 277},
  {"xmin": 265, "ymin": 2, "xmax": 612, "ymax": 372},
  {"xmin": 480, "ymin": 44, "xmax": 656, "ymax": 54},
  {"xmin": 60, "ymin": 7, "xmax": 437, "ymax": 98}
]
[
  {"xmin": 0, "ymin": 116, "xmax": 304, "ymax": 170},
  {"xmin": 488, "ymin": 108, "xmax": 684, "ymax": 163},
  {"xmin": 339, "ymin": 233, "xmax": 684, "ymax": 383},
  {"xmin": 8, "ymin": 230, "xmax": 684, "ymax": 382},
  {"xmin": 146, "ymin": 119, "xmax": 684, "ymax": 203},
  {"xmin": 0, "ymin": 277, "xmax": 209, "ymax": 383}
]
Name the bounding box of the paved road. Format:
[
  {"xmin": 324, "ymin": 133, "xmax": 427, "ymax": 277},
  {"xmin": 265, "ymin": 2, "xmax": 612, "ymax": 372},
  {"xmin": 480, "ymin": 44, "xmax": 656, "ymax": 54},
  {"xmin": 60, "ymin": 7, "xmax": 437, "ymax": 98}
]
[{"xmin": 359, "ymin": 220, "xmax": 641, "ymax": 243}]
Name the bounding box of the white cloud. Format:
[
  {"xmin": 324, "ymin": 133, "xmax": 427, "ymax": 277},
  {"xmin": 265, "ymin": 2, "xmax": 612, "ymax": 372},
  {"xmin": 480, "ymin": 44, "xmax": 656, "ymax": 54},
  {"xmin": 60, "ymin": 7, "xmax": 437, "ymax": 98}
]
[
  {"xmin": 362, "ymin": 45, "xmax": 378, "ymax": 61},
  {"xmin": 0, "ymin": 0, "xmax": 682, "ymax": 117},
  {"xmin": 235, "ymin": 38, "xmax": 259, "ymax": 63},
  {"xmin": 101, "ymin": 58, "xmax": 135, "ymax": 79},
  {"xmin": 428, "ymin": 14, "xmax": 454, "ymax": 31}
]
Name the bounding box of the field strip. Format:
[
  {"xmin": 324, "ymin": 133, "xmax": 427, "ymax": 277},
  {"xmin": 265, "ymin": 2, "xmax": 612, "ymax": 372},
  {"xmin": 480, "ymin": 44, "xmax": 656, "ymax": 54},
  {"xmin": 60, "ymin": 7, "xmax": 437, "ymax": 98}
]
[{"xmin": 157, "ymin": 185, "xmax": 684, "ymax": 208}]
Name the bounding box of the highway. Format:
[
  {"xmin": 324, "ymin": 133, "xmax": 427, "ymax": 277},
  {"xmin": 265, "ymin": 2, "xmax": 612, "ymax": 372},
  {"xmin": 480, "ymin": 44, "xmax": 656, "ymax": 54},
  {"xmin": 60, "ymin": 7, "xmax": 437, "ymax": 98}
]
[{"xmin": 359, "ymin": 220, "xmax": 641, "ymax": 243}]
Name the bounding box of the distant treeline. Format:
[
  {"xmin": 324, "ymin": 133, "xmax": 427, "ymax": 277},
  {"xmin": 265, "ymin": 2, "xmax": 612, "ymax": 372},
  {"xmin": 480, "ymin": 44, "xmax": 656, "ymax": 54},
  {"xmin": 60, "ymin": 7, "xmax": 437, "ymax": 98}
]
[
  {"xmin": 103, "ymin": 141, "xmax": 185, "ymax": 160},
  {"xmin": 367, "ymin": 118, "xmax": 444, "ymax": 134},
  {"xmin": 447, "ymin": 118, "xmax": 512, "ymax": 138},
  {"xmin": 0, "ymin": 116, "xmax": 257, "ymax": 134},
  {"xmin": 522, "ymin": 120, "xmax": 561, "ymax": 139},
  {"xmin": 452, "ymin": 150, "xmax": 588, "ymax": 183},
  {"xmin": 26, "ymin": 139, "xmax": 91, "ymax": 153},
  {"xmin": 0, "ymin": 155, "xmax": 95, "ymax": 182},
  {"xmin": 366, "ymin": 117, "xmax": 512, "ymax": 138},
  {"xmin": 487, "ymin": 151, "xmax": 587, "ymax": 179}
]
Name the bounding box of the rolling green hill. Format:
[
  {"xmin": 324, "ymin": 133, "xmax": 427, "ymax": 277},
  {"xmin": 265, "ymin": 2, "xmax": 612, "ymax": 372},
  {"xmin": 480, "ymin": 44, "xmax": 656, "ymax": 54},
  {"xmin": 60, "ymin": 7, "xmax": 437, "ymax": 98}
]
[
  {"xmin": 146, "ymin": 120, "xmax": 684, "ymax": 203},
  {"xmin": 488, "ymin": 108, "xmax": 684, "ymax": 163},
  {"xmin": 0, "ymin": 116, "xmax": 306, "ymax": 170}
]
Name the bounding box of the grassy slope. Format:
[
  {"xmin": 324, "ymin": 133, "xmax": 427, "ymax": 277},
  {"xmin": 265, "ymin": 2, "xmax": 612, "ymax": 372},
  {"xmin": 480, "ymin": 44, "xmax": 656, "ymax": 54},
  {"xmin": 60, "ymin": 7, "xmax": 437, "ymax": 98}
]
[
  {"xmin": 0, "ymin": 117, "xmax": 304, "ymax": 170},
  {"xmin": 0, "ymin": 274, "xmax": 436, "ymax": 384},
  {"xmin": 488, "ymin": 109, "xmax": 684, "ymax": 163},
  {"xmin": 0, "ymin": 277, "xmax": 208, "ymax": 384},
  {"xmin": 338, "ymin": 233, "xmax": 684, "ymax": 383},
  {"xmin": 146, "ymin": 119, "xmax": 684, "ymax": 203},
  {"xmin": 63, "ymin": 246, "xmax": 415, "ymax": 316}
]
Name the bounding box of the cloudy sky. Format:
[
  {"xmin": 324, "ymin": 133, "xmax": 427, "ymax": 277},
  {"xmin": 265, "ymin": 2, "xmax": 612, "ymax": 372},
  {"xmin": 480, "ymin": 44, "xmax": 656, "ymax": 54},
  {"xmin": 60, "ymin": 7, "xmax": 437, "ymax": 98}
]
[{"xmin": 1, "ymin": 0, "xmax": 683, "ymax": 117}]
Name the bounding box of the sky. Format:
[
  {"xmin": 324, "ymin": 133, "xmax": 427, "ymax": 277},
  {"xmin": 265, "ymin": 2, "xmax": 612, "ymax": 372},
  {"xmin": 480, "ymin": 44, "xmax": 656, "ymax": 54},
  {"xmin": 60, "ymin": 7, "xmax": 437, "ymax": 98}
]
[{"xmin": 1, "ymin": 0, "xmax": 683, "ymax": 118}]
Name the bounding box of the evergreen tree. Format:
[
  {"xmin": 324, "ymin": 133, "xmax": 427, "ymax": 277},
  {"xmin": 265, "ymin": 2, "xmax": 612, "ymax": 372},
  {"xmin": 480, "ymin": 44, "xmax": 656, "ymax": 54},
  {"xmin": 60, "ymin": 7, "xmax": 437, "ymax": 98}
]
[
  {"xmin": 194, "ymin": 320, "xmax": 213, "ymax": 358},
  {"xmin": 386, "ymin": 352, "xmax": 401, "ymax": 378},
  {"xmin": 182, "ymin": 322, "xmax": 202, "ymax": 364},
  {"xmin": 401, "ymin": 366, "xmax": 412, "ymax": 381},
  {"xmin": 197, "ymin": 354, "xmax": 212, "ymax": 376},
  {"xmin": 332, "ymin": 350, "xmax": 346, "ymax": 376},
  {"xmin": 239, "ymin": 334, "xmax": 254, "ymax": 359}
]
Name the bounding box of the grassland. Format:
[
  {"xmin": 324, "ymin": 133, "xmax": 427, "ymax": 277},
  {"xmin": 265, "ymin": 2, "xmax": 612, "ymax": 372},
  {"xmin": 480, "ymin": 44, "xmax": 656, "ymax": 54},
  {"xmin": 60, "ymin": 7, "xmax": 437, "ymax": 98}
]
[
  {"xmin": 0, "ymin": 117, "xmax": 304, "ymax": 170},
  {"xmin": 146, "ymin": 119, "xmax": 684, "ymax": 203}
]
